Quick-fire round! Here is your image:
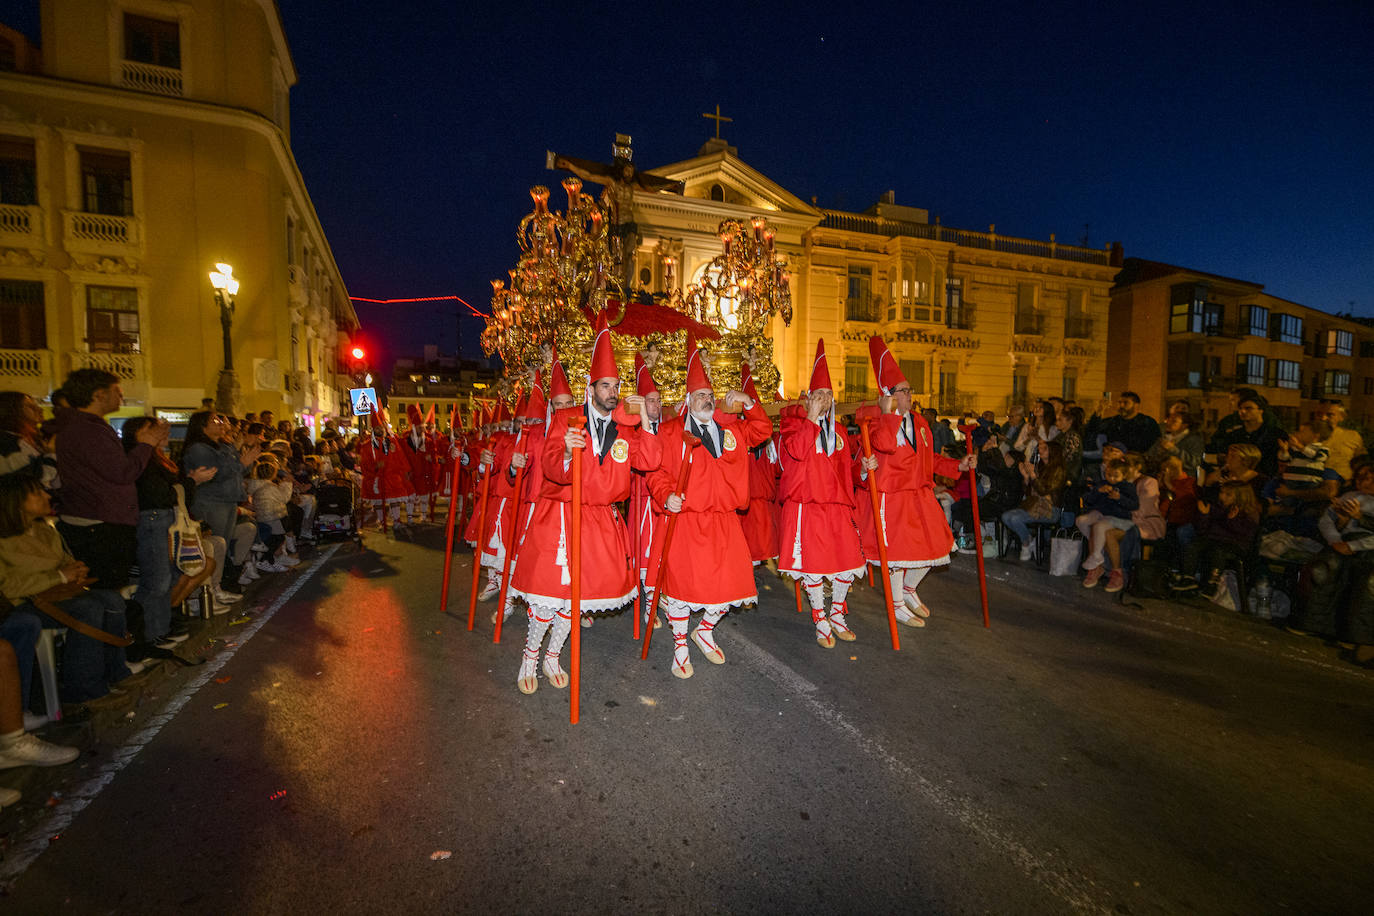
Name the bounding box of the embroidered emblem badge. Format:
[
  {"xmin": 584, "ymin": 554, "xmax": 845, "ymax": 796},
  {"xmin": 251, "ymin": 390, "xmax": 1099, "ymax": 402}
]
[
  {"xmin": 610, "ymin": 438, "xmax": 629, "ymax": 463},
  {"xmin": 722, "ymin": 429, "xmax": 737, "ymax": 452}
]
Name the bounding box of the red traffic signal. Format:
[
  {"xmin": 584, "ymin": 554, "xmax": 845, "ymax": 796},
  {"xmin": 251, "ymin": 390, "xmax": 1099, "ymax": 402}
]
[{"xmin": 350, "ymin": 346, "xmax": 366, "ymax": 360}]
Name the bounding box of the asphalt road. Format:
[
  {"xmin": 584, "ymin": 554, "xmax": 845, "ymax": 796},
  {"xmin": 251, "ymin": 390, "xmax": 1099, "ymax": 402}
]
[{"xmin": 2, "ymin": 525, "xmax": 1371, "ymax": 914}]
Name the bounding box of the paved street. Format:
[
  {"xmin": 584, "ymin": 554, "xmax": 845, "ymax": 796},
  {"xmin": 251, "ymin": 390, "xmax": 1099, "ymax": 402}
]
[{"xmin": 2, "ymin": 525, "xmax": 1371, "ymax": 914}]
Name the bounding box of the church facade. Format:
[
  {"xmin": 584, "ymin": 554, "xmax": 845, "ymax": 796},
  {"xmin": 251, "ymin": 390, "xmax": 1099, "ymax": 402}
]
[{"xmin": 624, "ymin": 137, "xmax": 1120, "ymax": 417}]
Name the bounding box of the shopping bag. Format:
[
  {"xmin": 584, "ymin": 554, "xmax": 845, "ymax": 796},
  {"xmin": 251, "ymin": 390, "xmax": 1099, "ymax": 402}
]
[{"xmin": 1048, "ymin": 530, "xmax": 1083, "ymax": 576}]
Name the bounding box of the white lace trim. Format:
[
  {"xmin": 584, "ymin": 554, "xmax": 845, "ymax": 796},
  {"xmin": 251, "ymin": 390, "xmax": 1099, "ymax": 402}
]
[
  {"xmin": 512, "ymin": 587, "xmax": 635, "ymax": 615},
  {"xmin": 660, "ymin": 594, "xmax": 758, "ymax": 615},
  {"xmin": 779, "ymin": 563, "xmax": 868, "ymax": 581},
  {"xmin": 869, "ymin": 555, "xmax": 951, "ymax": 570}
]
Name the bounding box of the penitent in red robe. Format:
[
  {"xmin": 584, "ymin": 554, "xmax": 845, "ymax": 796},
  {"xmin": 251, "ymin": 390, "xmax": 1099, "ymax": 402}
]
[
  {"xmin": 647, "ymin": 403, "xmax": 773, "ymax": 611},
  {"xmin": 776, "ymin": 407, "xmax": 867, "ymax": 579},
  {"xmin": 510, "ymin": 404, "xmax": 661, "ymax": 613},
  {"xmin": 741, "ymin": 431, "xmax": 780, "ymax": 563},
  {"xmin": 855, "ymin": 407, "xmax": 961, "ymax": 568}
]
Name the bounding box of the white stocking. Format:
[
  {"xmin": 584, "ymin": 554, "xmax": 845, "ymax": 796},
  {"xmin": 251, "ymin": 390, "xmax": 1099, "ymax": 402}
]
[
  {"xmin": 903, "ymin": 566, "xmax": 931, "ymax": 615},
  {"xmin": 695, "ymin": 608, "xmax": 725, "ymax": 655},
  {"xmin": 545, "ymin": 612, "xmax": 572, "ymax": 675},
  {"xmin": 668, "ymin": 610, "xmax": 691, "ymax": 673},
  {"xmin": 803, "ymin": 577, "xmax": 831, "ymax": 638},
  {"xmin": 520, "ymin": 606, "xmax": 554, "ymax": 684},
  {"xmin": 830, "ymin": 575, "xmax": 854, "ymax": 634}
]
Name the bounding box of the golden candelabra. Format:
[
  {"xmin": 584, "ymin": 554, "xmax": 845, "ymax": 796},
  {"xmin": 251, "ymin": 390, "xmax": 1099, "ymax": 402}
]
[{"xmin": 481, "ymin": 185, "xmax": 792, "ymax": 405}]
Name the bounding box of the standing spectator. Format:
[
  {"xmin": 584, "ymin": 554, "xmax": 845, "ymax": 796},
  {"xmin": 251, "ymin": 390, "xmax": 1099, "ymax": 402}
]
[
  {"xmin": 1086, "ymin": 392, "xmax": 1160, "ymax": 456},
  {"xmin": 1318, "ymin": 401, "xmax": 1368, "ymax": 485},
  {"xmin": 1147, "ymin": 411, "xmax": 1205, "ymax": 481},
  {"xmin": 1055, "ymin": 406, "xmax": 1085, "ymax": 484},
  {"xmin": 1205, "ymin": 390, "xmax": 1286, "ymax": 476},
  {"xmin": 51, "ymin": 370, "xmax": 165, "ymax": 589},
  {"xmin": 182, "ymin": 411, "xmax": 258, "ymax": 583},
  {"xmin": 122, "ymin": 417, "xmax": 227, "ymax": 651}
]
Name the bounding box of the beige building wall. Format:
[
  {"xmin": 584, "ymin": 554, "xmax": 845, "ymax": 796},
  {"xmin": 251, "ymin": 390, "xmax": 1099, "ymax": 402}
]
[{"xmin": 0, "ymin": 0, "xmax": 351, "ymax": 420}]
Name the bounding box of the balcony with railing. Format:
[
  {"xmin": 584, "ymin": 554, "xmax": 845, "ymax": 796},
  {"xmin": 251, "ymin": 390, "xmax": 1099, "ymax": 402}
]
[
  {"xmin": 1064, "ymin": 316, "xmax": 1094, "ymax": 339},
  {"xmin": 818, "ymin": 211, "xmax": 1112, "ymax": 266},
  {"xmin": 947, "ymin": 302, "xmax": 976, "ymax": 330},
  {"xmin": 1166, "ymin": 370, "xmax": 1238, "ymax": 392},
  {"xmin": 845, "ymin": 294, "xmax": 881, "ymax": 323},
  {"xmin": 63, "ymin": 210, "xmax": 143, "ymax": 258},
  {"xmin": 0, "ymin": 348, "xmax": 55, "ymax": 399},
  {"xmin": 1013, "ymin": 311, "xmax": 1044, "ymax": 336},
  {"xmin": 121, "ymin": 60, "xmax": 183, "ymax": 97},
  {"xmin": 934, "ymin": 391, "xmax": 978, "ymax": 417},
  {"xmin": 0, "ymin": 203, "xmax": 43, "ymax": 248}
]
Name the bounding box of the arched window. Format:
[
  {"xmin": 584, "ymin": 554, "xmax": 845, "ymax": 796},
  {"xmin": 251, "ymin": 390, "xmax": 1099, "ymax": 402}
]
[{"xmin": 709, "ymin": 183, "xmax": 725, "ymax": 202}]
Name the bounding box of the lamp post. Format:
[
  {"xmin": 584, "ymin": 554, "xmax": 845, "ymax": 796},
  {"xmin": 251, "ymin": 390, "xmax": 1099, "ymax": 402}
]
[{"xmin": 209, "ymin": 262, "xmax": 241, "ymax": 415}]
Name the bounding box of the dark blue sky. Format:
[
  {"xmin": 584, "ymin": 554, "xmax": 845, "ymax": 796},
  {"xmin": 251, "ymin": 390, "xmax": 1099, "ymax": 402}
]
[{"xmin": 11, "ymin": 1, "xmax": 1374, "ymax": 372}]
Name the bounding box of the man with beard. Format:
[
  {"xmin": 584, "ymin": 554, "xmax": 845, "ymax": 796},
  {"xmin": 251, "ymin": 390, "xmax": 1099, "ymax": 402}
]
[
  {"xmin": 778, "ymin": 340, "xmax": 868, "ymax": 647},
  {"xmin": 856, "ymin": 336, "xmax": 974, "ymax": 626},
  {"xmin": 648, "ymin": 336, "xmax": 771, "ymax": 678},
  {"xmin": 510, "ymin": 314, "xmax": 659, "ymax": 695}
]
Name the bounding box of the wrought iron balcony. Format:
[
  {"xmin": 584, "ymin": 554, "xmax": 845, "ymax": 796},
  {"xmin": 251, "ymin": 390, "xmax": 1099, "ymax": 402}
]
[
  {"xmin": 845, "ymin": 295, "xmax": 881, "ymax": 323},
  {"xmin": 1064, "ymin": 316, "xmax": 1093, "ymax": 339},
  {"xmin": 947, "ymin": 303, "xmax": 976, "ymax": 330},
  {"xmin": 1013, "ymin": 311, "xmax": 1044, "ymax": 336}
]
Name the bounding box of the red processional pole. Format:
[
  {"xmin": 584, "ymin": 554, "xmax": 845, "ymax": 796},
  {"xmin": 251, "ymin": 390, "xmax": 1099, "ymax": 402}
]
[
  {"xmin": 958, "ymin": 424, "xmax": 991, "ymax": 628},
  {"xmin": 858, "ymin": 418, "xmax": 901, "ymax": 651},
  {"xmin": 641, "ymin": 431, "xmax": 699, "ymax": 660},
  {"xmin": 465, "ymin": 443, "xmax": 493, "ymax": 630},
  {"xmin": 438, "ymin": 450, "xmax": 461, "ymax": 613},
  {"xmin": 493, "ymin": 427, "xmax": 527, "ymax": 644},
  {"xmin": 567, "ymin": 416, "xmax": 585, "ymax": 724}
]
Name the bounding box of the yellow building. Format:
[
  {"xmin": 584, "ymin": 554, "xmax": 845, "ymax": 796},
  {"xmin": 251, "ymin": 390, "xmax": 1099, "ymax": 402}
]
[
  {"xmin": 1108, "ymin": 259, "xmax": 1374, "ymax": 429},
  {"xmin": 629, "ymin": 137, "xmax": 1119, "ymax": 415},
  {"xmin": 0, "ymin": 1, "xmax": 358, "ymax": 426}
]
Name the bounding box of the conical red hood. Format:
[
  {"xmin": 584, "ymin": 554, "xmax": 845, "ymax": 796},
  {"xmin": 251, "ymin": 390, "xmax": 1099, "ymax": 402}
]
[
  {"xmin": 423, "ymin": 404, "xmax": 435, "ymax": 426},
  {"xmin": 493, "ymin": 401, "xmax": 512, "ymax": 424},
  {"xmin": 406, "ymin": 403, "xmax": 423, "ymax": 426},
  {"xmin": 588, "ymin": 310, "xmax": 618, "ymax": 383},
  {"xmin": 520, "ymin": 371, "xmax": 547, "ymax": 420},
  {"xmin": 808, "ymin": 338, "xmax": 833, "ymax": 392},
  {"xmin": 740, "ymin": 361, "xmax": 762, "ymax": 403},
  {"xmin": 684, "ymin": 334, "xmax": 711, "ymax": 393},
  {"xmin": 867, "ymin": 335, "xmax": 906, "ymax": 395},
  {"xmin": 634, "ymin": 352, "xmax": 658, "ymax": 396},
  {"xmin": 549, "ymin": 345, "xmax": 572, "ymax": 400}
]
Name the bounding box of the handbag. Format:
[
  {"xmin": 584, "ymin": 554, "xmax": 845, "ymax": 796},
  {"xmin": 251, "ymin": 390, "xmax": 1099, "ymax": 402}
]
[
  {"xmin": 1048, "ymin": 529, "xmax": 1083, "ymax": 576},
  {"xmin": 168, "ymin": 484, "xmax": 207, "ymax": 576}
]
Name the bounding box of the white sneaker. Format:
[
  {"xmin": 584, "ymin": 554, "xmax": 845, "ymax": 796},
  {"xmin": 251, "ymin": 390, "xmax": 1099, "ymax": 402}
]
[
  {"xmin": 240, "ymin": 563, "xmax": 260, "ymax": 582},
  {"xmin": 0, "ymin": 732, "xmax": 81, "ymax": 768},
  {"xmin": 0, "ymin": 786, "xmax": 19, "ymax": 807},
  {"xmin": 213, "ymin": 588, "xmax": 242, "ymax": 604},
  {"xmin": 1019, "ymin": 544, "xmax": 1033, "ymax": 562},
  {"xmin": 277, "ymin": 555, "xmax": 301, "ymax": 568},
  {"xmin": 22, "ymin": 712, "xmax": 48, "ymax": 732},
  {"xmin": 257, "ymin": 561, "xmax": 287, "ymax": 573},
  {"xmin": 285, "ymin": 535, "xmax": 297, "ymax": 553}
]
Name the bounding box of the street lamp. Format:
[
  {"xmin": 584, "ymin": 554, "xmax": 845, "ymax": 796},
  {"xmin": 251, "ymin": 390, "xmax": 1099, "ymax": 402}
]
[{"xmin": 209, "ymin": 262, "xmax": 241, "ymax": 414}]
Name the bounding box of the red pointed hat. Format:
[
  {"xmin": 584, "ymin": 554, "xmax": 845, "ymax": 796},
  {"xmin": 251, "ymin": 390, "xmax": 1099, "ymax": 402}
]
[
  {"xmin": 369, "ymin": 406, "xmax": 387, "ymax": 430},
  {"xmin": 512, "ymin": 392, "xmax": 529, "ymax": 420},
  {"xmin": 740, "ymin": 361, "xmax": 762, "ymax": 403},
  {"xmin": 588, "ymin": 310, "xmax": 618, "ymax": 383},
  {"xmin": 684, "ymin": 334, "xmax": 711, "ymax": 393},
  {"xmin": 807, "ymin": 338, "xmax": 833, "ymax": 392},
  {"xmin": 634, "ymin": 352, "xmax": 658, "ymax": 397},
  {"xmin": 493, "ymin": 400, "xmax": 512, "ymax": 424},
  {"xmin": 520, "ymin": 371, "xmax": 547, "ymax": 420},
  {"xmin": 549, "ymin": 345, "xmax": 572, "ymax": 401},
  {"xmin": 406, "ymin": 403, "xmax": 423, "ymax": 427},
  {"xmin": 867, "ymin": 335, "xmax": 907, "ymax": 395},
  {"xmin": 423, "ymin": 404, "xmax": 436, "ymax": 426}
]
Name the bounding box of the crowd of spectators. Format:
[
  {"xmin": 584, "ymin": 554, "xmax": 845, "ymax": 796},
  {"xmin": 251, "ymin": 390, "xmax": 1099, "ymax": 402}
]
[
  {"xmin": 934, "ymin": 387, "xmax": 1372, "ymax": 669},
  {"xmin": 0, "ymin": 370, "xmax": 372, "ymax": 811}
]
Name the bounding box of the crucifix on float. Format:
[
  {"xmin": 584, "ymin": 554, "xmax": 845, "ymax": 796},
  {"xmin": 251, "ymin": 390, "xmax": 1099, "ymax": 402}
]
[{"xmin": 546, "ymin": 133, "xmax": 685, "ymax": 298}]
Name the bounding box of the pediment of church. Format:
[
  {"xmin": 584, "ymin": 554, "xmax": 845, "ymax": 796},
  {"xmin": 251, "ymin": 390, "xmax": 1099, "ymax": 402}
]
[{"xmin": 647, "ymin": 142, "xmax": 820, "ymax": 217}]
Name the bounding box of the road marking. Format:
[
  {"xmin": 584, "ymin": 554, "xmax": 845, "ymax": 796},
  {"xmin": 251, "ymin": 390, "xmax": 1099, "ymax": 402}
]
[
  {"xmin": 728, "ymin": 630, "xmax": 1111, "ymax": 914},
  {"xmin": 0, "ymin": 544, "xmax": 340, "ymax": 888}
]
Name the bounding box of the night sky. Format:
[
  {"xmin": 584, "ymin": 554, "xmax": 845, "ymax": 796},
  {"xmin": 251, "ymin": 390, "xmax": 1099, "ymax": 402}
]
[{"xmin": 10, "ymin": 1, "xmax": 1374, "ymax": 376}]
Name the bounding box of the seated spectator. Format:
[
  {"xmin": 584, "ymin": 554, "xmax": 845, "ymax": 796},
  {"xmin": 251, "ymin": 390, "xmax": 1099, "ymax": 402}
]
[
  {"xmin": 1146, "ymin": 411, "xmax": 1205, "ymax": 481},
  {"xmin": 1077, "ymin": 458, "xmax": 1139, "ymax": 588},
  {"xmin": 953, "ymin": 437, "xmax": 1024, "ymax": 553},
  {"xmin": 0, "ymin": 615, "xmax": 81, "ymax": 798},
  {"xmin": 1202, "ymin": 442, "xmax": 1269, "ymax": 505},
  {"xmin": 1000, "ymin": 404, "xmax": 1027, "ymax": 444},
  {"xmin": 1264, "ymin": 420, "xmax": 1341, "ymax": 517},
  {"xmin": 1086, "ymin": 392, "xmax": 1160, "ymax": 456},
  {"xmin": 1014, "ymin": 400, "xmax": 1059, "ymax": 456},
  {"xmin": 0, "ymin": 392, "xmax": 46, "ymax": 481},
  {"xmin": 1097, "ymin": 452, "xmax": 1167, "ymax": 591},
  {"xmin": 1317, "ymin": 400, "xmax": 1368, "ymax": 485},
  {"xmin": 1157, "ymin": 454, "xmax": 1199, "ymax": 562},
  {"xmin": 245, "ymin": 458, "xmax": 300, "ymax": 573},
  {"xmin": 1286, "ymin": 461, "xmax": 1374, "ymax": 665},
  {"xmin": 0, "ymin": 474, "xmax": 136, "ymax": 705},
  {"xmin": 999, "ymin": 439, "xmax": 1067, "ymax": 562},
  {"xmin": 1171, "ymin": 480, "xmax": 1261, "ymax": 596}
]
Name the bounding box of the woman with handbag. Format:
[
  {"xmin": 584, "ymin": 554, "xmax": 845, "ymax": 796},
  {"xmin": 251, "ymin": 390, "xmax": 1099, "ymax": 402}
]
[
  {"xmin": 121, "ymin": 419, "xmax": 230, "ymax": 655},
  {"xmin": 1000, "ymin": 439, "xmax": 1068, "ymax": 562}
]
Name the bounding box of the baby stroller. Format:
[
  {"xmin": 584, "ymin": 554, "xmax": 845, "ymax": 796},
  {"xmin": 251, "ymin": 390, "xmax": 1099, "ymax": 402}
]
[{"xmin": 313, "ymin": 474, "xmax": 362, "ymax": 542}]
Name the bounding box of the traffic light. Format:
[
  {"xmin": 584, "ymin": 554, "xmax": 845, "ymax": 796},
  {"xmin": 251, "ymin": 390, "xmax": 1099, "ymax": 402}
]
[
  {"xmin": 346, "ymin": 343, "xmax": 369, "ymax": 384},
  {"xmin": 350, "ymin": 346, "xmax": 366, "ymax": 361}
]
